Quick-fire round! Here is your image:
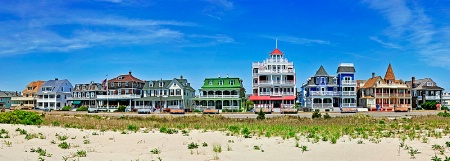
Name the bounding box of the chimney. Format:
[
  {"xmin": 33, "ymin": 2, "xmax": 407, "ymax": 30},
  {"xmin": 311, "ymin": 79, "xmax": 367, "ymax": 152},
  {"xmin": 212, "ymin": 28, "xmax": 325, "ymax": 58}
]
[
  {"xmin": 55, "ymin": 78, "xmax": 58, "ymax": 80},
  {"xmin": 128, "ymin": 70, "xmax": 132, "ymax": 75},
  {"xmin": 371, "ymin": 72, "xmax": 375, "ymax": 78},
  {"xmin": 411, "ymin": 77, "xmax": 415, "ymax": 88},
  {"xmin": 180, "ymin": 75, "xmax": 183, "ymax": 79}
]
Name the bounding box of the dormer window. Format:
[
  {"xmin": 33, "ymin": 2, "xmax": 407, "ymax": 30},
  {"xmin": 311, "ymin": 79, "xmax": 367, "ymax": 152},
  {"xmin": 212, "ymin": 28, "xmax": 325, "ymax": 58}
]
[
  {"xmin": 427, "ymin": 82, "xmax": 433, "ymax": 86},
  {"xmin": 208, "ymin": 81, "xmax": 213, "ymax": 85},
  {"xmin": 159, "ymin": 81, "xmax": 163, "ymax": 87},
  {"xmin": 118, "ymin": 77, "xmax": 122, "ymax": 80},
  {"xmin": 219, "ymin": 80, "xmax": 223, "ymax": 85},
  {"xmin": 149, "ymin": 82, "xmax": 153, "ymax": 87},
  {"xmin": 230, "ymin": 80, "xmax": 235, "ymax": 85}
]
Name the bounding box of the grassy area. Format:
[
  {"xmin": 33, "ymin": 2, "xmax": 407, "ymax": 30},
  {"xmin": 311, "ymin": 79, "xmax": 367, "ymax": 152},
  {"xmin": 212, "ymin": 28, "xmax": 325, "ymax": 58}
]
[{"xmin": 42, "ymin": 114, "xmax": 450, "ymax": 141}]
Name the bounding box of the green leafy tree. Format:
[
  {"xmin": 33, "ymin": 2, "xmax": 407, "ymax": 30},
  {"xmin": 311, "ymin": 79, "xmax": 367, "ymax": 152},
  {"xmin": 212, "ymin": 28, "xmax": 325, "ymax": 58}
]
[
  {"xmin": 244, "ymin": 100, "xmax": 254, "ymax": 111},
  {"xmin": 420, "ymin": 101, "xmax": 438, "ymax": 110}
]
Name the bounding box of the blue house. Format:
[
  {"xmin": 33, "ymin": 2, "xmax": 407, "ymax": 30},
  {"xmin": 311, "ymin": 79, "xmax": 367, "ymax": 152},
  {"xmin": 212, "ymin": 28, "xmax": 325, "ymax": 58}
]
[
  {"xmin": 302, "ymin": 63, "xmax": 357, "ymax": 112},
  {"xmin": 0, "ymin": 91, "xmax": 20, "ymax": 109}
]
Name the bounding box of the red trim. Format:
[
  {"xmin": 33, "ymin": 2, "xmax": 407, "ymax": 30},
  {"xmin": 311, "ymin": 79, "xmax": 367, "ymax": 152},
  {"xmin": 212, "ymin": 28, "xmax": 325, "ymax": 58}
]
[
  {"xmin": 249, "ymin": 95, "xmax": 295, "ymax": 101},
  {"xmin": 270, "ymin": 48, "xmax": 283, "ymax": 55}
]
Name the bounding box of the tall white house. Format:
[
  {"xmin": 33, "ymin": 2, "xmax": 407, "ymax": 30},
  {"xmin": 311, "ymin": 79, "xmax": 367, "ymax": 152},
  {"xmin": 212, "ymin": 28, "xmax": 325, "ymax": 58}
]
[
  {"xmin": 250, "ymin": 47, "xmax": 297, "ymax": 112},
  {"xmin": 36, "ymin": 78, "xmax": 73, "ymax": 110}
]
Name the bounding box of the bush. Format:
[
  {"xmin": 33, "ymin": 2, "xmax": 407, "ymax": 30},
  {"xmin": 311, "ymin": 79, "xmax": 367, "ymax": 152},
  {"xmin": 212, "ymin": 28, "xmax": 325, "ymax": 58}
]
[
  {"xmin": 420, "ymin": 101, "xmax": 438, "ymax": 110},
  {"xmin": 256, "ymin": 108, "xmax": 265, "ymax": 120},
  {"xmin": 117, "ymin": 105, "xmax": 126, "ymax": 112},
  {"xmin": 312, "ymin": 110, "xmax": 322, "ymax": 119},
  {"xmin": 438, "ymin": 111, "xmax": 450, "ymax": 117},
  {"xmin": 442, "ymin": 106, "xmax": 448, "ymax": 111},
  {"xmin": 323, "ymin": 113, "xmax": 331, "ymax": 119},
  {"xmin": 76, "ymin": 106, "xmax": 88, "ymax": 111},
  {"xmin": 0, "ymin": 110, "xmax": 43, "ymax": 125},
  {"xmin": 61, "ymin": 106, "xmax": 72, "ymax": 111}
]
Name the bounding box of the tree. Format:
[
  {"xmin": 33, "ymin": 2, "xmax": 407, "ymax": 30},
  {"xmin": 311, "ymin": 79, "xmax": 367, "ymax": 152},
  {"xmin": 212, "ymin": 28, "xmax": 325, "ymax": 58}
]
[
  {"xmin": 117, "ymin": 105, "xmax": 126, "ymax": 112},
  {"xmin": 244, "ymin": 100, "xmax": 254, "ymax": 111},
  {"xmin": 421, "ymin": 101, "xmax": 438, "ymax": 110},
  {"xmin": 256, "ymin": 108, "xmax": 265, "ymax": 120}
]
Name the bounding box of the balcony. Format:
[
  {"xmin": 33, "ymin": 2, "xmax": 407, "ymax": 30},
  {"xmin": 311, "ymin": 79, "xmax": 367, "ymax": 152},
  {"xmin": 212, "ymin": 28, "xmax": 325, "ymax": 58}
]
[
  {"xmin": 375, "ymin": 93, "xmax": 409, "ymax": 98},
  {"xmin": 341, "ymin": 91, "xmax": 356, "ymax": 96},
  {"xmin": 309, "ymin": 91, "xmax": 339, "ymax": 96},
  {"xmin": 341, "ymin": 80, "xmax": 356, "ymax": 85},
  {"xmin": 36, "ymin": 98, "xmax": 57, "ymax": 102},
  {"xmin": 257, "ymin": 69, "xmax": 295, "ymax": 74},
  {"xmin": 11, "ymin": 97, "xmax": 35, "ymax": 101},
  {"xmin": 96, "ymin": 94, "xmax": 141, "ymax": 100},
  {"xmin": 257, "ymin": 80, "xmax": 296, "ymax": 85},
  {"xmin": 198, "ymin": 95, "xmax": 240, "ymax": 98},
  {"xmin": 341, "ymin": 103, "xmax": 357, "ymax": 107}
]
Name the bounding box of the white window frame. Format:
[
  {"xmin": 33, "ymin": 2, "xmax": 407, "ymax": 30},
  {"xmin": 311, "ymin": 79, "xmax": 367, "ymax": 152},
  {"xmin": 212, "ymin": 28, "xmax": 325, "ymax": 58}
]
[
  {"xmin": 118, "ymin": 82, "xmax": 121, "ymax": 87},
  {"xmin": 427, "ymin": 82, "xmax": 433, "ymax": 86},
  {"xmin": 208, "ymin": 81, "xmax": 213, "ymax": 85},
  {"xmin": 219, "ymin": 80, "xmax": 223, "ymax": 85},
  {"xmin": 230, "ymin": 80, "xmax": 235, "ymax": 85}
]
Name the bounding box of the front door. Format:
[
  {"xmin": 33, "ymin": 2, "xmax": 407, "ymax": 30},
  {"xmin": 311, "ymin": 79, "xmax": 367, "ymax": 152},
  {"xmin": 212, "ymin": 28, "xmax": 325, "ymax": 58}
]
[{"xmin": 274, "ymin": 101, "xmax": 281, "ymax": 108}]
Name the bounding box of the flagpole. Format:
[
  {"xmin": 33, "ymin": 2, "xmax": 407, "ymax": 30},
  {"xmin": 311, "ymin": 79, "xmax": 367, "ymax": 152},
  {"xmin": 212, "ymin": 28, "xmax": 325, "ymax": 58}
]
[{"xmin": 106, "ymin": 74, "xmax": 109, "ymax": 112}]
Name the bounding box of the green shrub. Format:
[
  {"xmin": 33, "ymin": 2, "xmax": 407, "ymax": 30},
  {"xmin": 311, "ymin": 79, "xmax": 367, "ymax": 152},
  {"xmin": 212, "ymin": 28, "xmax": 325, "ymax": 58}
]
[
  {"xmin": 0, "ymin": 110, "xmax": 43, "ymax": 125},
  {"xmin": 117, "ymin": 105, "xmax": 126, "ymax": 112},
  {"xmin": 58, "ymin": 141, "xmax": 70, "ymax": 149},
  {"xmin": 256, "ymin": 108, "xmax": 265, "ymax": 120},
  {"xmin": 442, "ymin": 106, "xmax": 448, "ymax": 111},
  {"xmin": 76, "ymin": 106, "xmax": 88, "ymax": 111},
  {"xmin": 312, "ymin": 110, "xmax": 321, "ymax": 119},
  {"xmin": 323, "ymin": 113, "xmax": 331, "ymax": 119},
  {"xmin": 420, "ymin": 101, "xmax": 437, "ymax": 110},
  {"xmin": 61, "ymin": 106, "xmax": 72, "ymax": 111},
  {"xmin": 187, "ymin": 142, "xmax": 199, "ymax": 149}
]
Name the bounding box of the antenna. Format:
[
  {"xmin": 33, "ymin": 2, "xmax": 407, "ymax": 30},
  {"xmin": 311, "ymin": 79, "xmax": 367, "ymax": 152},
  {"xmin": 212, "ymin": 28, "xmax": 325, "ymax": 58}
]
[{"xmin": 275, "ymin": 39, "xmax": 278, "ymax": 49}]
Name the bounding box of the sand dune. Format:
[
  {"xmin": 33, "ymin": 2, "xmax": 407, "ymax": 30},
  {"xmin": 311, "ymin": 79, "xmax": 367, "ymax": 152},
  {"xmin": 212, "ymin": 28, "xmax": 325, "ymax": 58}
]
[{"xmin": 0, "ymin": 124, "xmax": 448, "ymax": 161}]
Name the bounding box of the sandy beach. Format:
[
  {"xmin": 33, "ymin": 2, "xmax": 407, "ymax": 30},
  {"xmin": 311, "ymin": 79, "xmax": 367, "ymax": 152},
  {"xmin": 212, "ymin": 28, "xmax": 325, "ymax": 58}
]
[{"xmin": 0, "ymin": 124, "xmax": 448, "ymax": 161}]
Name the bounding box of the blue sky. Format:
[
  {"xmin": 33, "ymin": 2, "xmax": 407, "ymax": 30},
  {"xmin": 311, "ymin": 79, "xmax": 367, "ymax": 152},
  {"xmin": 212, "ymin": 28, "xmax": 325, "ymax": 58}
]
[{"xmin": 1, "ymin": 0, "xmax": 450, "ymax": 92}]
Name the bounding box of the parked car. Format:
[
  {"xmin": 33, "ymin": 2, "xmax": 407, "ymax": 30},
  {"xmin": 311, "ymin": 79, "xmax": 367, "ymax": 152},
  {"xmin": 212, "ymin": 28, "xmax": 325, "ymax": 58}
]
[
  {"xmin": 137, "ymin": 107, "xmax": 151, "ymax": 114},
  {"xmin": 88, "ymin": 107, "xmax": 98, "ymax": 113}
]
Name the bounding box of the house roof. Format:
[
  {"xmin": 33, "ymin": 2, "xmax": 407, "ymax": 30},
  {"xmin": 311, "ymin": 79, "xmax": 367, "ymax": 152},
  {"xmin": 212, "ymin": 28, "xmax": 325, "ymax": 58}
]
[
  {"xmin": 22, "ymin": 81, "xmax": 45, "ymax": 94},
  {"xmin": 406, "ymin": 78, "xmax": 444, "ymax": 90},
  {"xmin": 384, "ymin": 64, "xmax": 396, "ymax": 81},
  {"xmin": 314, "ymin": 65, "xmax": 328, "ymax": 76},
  {"xmin": 0, "ymin": 91, "xmax": 20, "ymax": 97},
  {"xmin": 362, "ymin": 76, "xmax": 382, "ymax": 88},
  {"xmin": 108, "ymin": 71, "xmax": 144, "ymax": 83},
  {"xmin": 37, "ymin": 79, "xmax": 72, "ymax": 93},
  {"xmin": 337, "ymin": 66, "xmax": 356, "ymax": 73},
  {"xmin": 200, "ymin": 77, "xmax": 244, "ymax": 89},
  {"xmin": 270, "ymin": 48, "xmax": 283, "ymax": 55},
  {"xmin": 74, "ymin": 82, "xmax": 105, "ymax": 91},
  {"xmin": 143, "ymin": 78, "xmax": 195, "ymax": 91}
]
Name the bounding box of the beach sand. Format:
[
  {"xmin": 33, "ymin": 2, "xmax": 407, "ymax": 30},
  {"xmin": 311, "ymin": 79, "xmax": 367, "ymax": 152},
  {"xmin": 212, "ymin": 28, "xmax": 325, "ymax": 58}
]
[{"xmin": 0, "ymin": 124, "xmax": 448, "ymax": 161}]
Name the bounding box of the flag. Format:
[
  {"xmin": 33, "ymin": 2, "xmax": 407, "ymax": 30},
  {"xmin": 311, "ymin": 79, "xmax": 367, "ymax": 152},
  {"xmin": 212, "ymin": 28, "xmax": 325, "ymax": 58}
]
[{"xmin": 102, "ymin": 78, "xmax": 108, "ymax": 90}]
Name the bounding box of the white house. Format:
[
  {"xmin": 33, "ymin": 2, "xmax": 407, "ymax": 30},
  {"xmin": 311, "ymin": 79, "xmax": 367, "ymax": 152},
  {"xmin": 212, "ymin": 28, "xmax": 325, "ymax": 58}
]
[{"xmin": 36, "ymin": 78, "xmax": 73, "ymax": 110}]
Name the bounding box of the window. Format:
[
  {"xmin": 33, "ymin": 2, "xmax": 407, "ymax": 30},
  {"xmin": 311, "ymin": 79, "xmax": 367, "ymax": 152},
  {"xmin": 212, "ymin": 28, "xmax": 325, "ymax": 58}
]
[
  {"xmin": 149, "ymin": 82, "xmax": 153, "ymax": 87},
  {"xmin": 91, "ymin": 92, "xmax": 94, "ymax": 98},
  {"xmin": 230, "ymin": 80, "xmax": 235, "ymax": 85},
  {"xmin": 118, "ymin": 77, "xmax": 122, "ymax": 80},
  {"xmin": 111, "ymin": 83, "xmax": 114, "ymax": 87},
  {"xmin": 219, "ymin": 80, "xmax": 223, "ymax": 85},
  {"xmin": 126, "ymin": 82, "xmax": 129, "ymax": 87},
  {"xmin": 118, "ymin": 82, "xmax": 121, "ymax": 87},
  {"xmin": 159, "ymin": 81, "xmax": 163, "ymax": 87},
  {"xmin": 427, "ymin": 82, "xmax": 433, "ymax": 86},
  {"xmin": 164, "ymin": 90, "xmax": 167, "ymax": 95},
  {"xmin": 176, "ymin": 89, "xmax": 181, "ymax": 95},
  {"xmin": 170, "ymin": 89, "xmax": 174, "ymax": 95},
  {"xmin": 173, "ymin": 83, "xmax": 177, "ymax": 86},
  {"xmin": 78, "ymin": 93, "xmax": 81, "ymax": 98},
  {"xmin": 27, "ymin": 87, "xmax": 33, "ymax": 90},
  {"xmin": 61, "ymin": 87, "xmax": 64, "ymax": 91},
  {"xmin": 118, "ymin": 89, "xmax": 121, "ymax": 94},
  {"xmin": 208, "ymin": 81, "xmax": 213, "ymax": 85}
]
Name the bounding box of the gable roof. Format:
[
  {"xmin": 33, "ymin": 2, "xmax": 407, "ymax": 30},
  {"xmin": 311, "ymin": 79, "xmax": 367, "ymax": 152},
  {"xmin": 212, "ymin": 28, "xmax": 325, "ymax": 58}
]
[
  {"xmin": 362, "ymin": 76, "xmax": 383, "ymax": 88},
  {"xmin": 406, "ymin": 78, "xmax": 444, "ymax": 90},
  {"xmin": 201, "ymin": 77, "xmax": 243, "ymax": 89},
  {"xmin": 38, "ymin": 79, "xmax": 72, "ymax": 93},
  {"xmin": 315, "ymin": 65, "xmax": 328, "ymax": 76},
  {"xmin": 143, "ymin": 78, "xmax": 195, "ymax": 91},
  {"xmin": 0, "ymin": 91, "xmax": 20, "ymax": 97},
  {"xmin": 23, "ymin": 81, "xmax": 45, "ymax": 94},
  {"xmin": 108, "ymin": 71, "xmax": 144, "ymax": 83},
  {"xmin": 384, "ymin": 64, "xmax": 396, "ymax": 81}
]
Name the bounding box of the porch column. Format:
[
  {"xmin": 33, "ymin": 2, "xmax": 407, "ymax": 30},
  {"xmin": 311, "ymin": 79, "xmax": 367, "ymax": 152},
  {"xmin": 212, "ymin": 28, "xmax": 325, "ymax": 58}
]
[{"xmin": 321, "ymin": 98, "xmax": 324, "ymax": 108}]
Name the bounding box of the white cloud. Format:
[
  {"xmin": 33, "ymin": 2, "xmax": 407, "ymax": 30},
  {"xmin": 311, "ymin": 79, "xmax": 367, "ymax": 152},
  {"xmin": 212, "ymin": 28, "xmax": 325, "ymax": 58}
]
[
  {"xmin": 369, "ymin": 36, "xmax": 402, "ymax": 49},
  {"xmin": 261, "ymin": 35, "xmax": 332, "ymax": 46},
  {"xmin": 366, "ymin": 0, "xmax": 450, "ymax": 69}
]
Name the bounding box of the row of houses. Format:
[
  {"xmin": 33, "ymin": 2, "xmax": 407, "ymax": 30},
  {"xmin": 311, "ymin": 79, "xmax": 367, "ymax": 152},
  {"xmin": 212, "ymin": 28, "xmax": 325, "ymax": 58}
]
[{"xmin": 1, "ymin": 46, "xmax": 448, "ymax": 112}]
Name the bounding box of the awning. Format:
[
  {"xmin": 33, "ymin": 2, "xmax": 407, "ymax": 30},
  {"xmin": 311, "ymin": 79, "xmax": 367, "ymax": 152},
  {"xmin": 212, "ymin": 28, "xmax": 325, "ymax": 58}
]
[
  {"xmin": 249, "ymin": 96, "xmax": 296, "ymax": 101},
  {"xmin": 72, "ymin": 101, "xmax": 81, "ymax": 105}
]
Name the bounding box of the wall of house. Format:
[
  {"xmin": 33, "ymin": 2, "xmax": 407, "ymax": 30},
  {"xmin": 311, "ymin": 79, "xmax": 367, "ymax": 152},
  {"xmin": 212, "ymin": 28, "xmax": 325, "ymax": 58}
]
[{"xmin": 0, "ymin": 97, "xmax": 12, "ymax": 108}]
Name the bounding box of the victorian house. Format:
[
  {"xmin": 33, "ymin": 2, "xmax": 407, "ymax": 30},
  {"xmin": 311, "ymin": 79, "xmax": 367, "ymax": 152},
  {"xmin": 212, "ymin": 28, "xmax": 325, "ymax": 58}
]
[
  {"xmin": 135, "ymin": 76, "xmax": 196, "ymax": 110},
  {"xmin": 191, "ymin": 75, "xmax": 245, "ymax": 111},
  {"xmin": 358, "ymin": 64, "xmax": 411, "ymax": 111},
  {"xmin": 36, "ymin": 78, "xmax": 73, "ymax": 110},
  {"xmin": 406, "ymin": 77, "xmax": 444, "ymax": 109},
  {"xmin": 11, "ymin": 80, "xmax": 45, "ymax": 109},
  {"xmin": 68, "ymin": 81, "xmax": 107, "ymax": 109},
  {"xmin": 250, "ymin": 47, "xmax": 297, "ymax": 112},
  {"xmin": 97, "ymin": 71, "xmax": 145, "ymax": 110}
]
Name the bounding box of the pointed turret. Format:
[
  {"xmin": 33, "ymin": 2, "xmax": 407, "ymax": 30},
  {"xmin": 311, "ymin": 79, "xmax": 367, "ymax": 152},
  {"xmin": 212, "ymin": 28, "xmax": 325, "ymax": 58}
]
[
  {"xmin": 315, "ymin": 65, "xmax": 328, "ymax": 76},
  {"xmin": 384, "ymin": 63, "xmax": 396, "ymax": 81}
]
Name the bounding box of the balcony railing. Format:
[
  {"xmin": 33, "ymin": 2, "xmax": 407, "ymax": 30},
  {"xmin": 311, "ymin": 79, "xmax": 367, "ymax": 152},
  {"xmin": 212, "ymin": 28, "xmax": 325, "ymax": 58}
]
[
  {"xmin": 425, "ymin": 96, "xmax": 440, "ymax": 100},
  {"xmin": 312, "ymin": 103, "xmax": 333, "ymax": 108},
  {"xmin": 96, "ymin": 94, "xmax": 141, "ymax": 99},
  {"xmin": 342, "ymin": 91, "xmax": 356, "ymax": 96},
  {"xmin": 254, "ymin": 104, "xmax": 273, "ymax": 108},
  {"xmin": 257, "ymin": 69, "xmax": 295, "ymax": 74},
  {"xmin": 11, "ymin": 97, "xmax": 36, "ymax": 101},
  {"xmin": 375, "ymin": 93, "xmax": 409, "ymax": 97},
  {"xmin": 36, "ymin": 98, "xmax": 56, "ymax": 102},
  {"xmin": 198, "ymin": 95, "xmax": 240, "ymax": 98},
  {"xmin": 341, "ymin": 103, "xmax": 357, "ymax": 107},
  {"xmin": 341, "ymin": 80, "xmax": 356, "ymax": 85},
  {"xmin": 310, "ymin": 91, "xmax": 339, "ymax": 96},
  {"xmin": 258, "ymin": 80, "xmax": 296, "ymax": 85}
]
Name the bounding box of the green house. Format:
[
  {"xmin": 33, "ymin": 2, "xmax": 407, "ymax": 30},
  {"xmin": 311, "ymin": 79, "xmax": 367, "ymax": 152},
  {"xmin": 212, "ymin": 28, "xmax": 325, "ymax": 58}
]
[{"xmin": 191, "ymin": 76, "xmax": 245, "ymax": 111}]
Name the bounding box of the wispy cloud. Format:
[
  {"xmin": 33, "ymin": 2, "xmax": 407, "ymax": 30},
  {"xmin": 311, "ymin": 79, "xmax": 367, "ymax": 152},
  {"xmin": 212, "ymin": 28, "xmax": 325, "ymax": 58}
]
[
  {"xmin": 261, "ymin": 35, "xmax": 332, "ymax": 45},
  {"xmin": 0, "ymin": 2, "xmax": 231, "ymax": 56},
  {"xmin": 203, "ymin": 0, "xmax": 234, "ymax": 20},
  {"xmin": 369, "ymin": 36, "xmax": 402, "ymax": 49},
  {"xmin": 365, "ymin": 0, "xmax": 450, "ymax": 69}
]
